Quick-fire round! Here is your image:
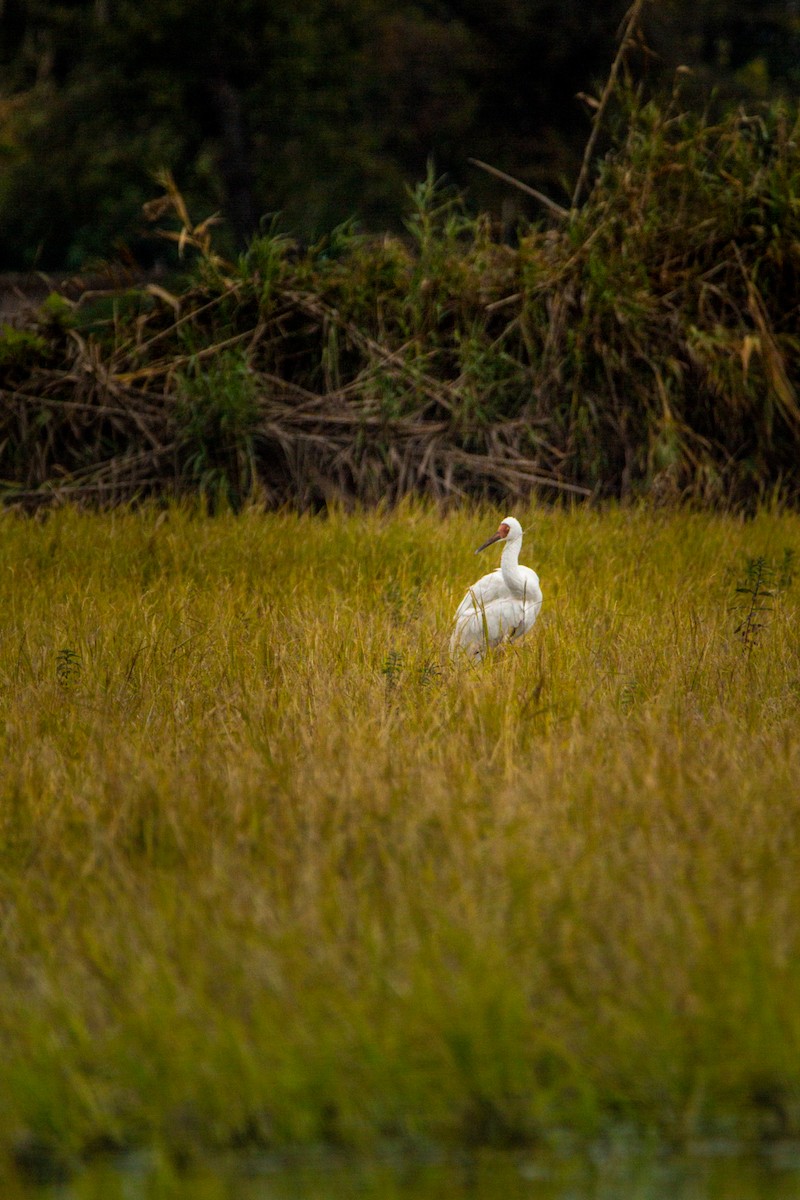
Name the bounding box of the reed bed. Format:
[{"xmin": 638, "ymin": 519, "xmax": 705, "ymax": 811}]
[
  {"xmin": 1, "ymin": 502, "xmax": 799, "ymax": 1176},
  {"xmin": 2, "ymin": 86, "xmax": 800, "ymax": 511}
]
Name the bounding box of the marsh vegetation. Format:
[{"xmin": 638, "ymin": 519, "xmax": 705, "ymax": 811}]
[{"xmin": 1, "ymin": 503, "xmax": 799, "ymax": 1175}]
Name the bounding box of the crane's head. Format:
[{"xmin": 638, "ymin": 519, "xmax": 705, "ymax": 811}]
[{"xmin": 475, "ymin": 515, "xmax": 522, "ymax": 554}]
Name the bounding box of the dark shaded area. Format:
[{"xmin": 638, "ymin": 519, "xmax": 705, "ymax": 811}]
[{"xmin": 1, "ymin": 1, "xmax": 799, "ymax": 268}]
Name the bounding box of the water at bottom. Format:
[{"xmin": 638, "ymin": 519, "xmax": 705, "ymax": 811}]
[{"xmin": 6, "ymin": 1141, "xmax": 800, "ymax": 1200}]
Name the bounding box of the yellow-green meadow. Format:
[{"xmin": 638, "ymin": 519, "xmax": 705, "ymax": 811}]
[{"xmin": 1, "ymin": 502, "xmax": 800, "ymax": 1169}]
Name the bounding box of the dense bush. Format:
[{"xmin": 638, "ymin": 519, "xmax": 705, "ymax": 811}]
[{"xmin": 2, "ymin": 92, "xmax": 800, "ymax": 509}]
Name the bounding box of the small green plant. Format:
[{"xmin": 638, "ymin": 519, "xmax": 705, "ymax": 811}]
[
  {"xmin": 403, "ymin": 161, "xmax": 469, "ymax": 259},
  {"xmin": 731, "ymin": 554, "xmax": 783, "ymax": 656},
  {"xmin": 36, "ymin": 293, "xmax": 74, "ymax": 332},
  {"xmin": 381, "ymin": 649, "xmax": 404, "ymax": 689},
  {"xmin": 734, "ymin": 556, "xmax": 774, "ymax": 655},
  {"xmin": 731, "ymin": 548, "xmax": 796, "ymax": 657},
  {"xmin": 0, "ymin": 325, "xmax": 47, "ymax": 369},
  {"xmin": 240, "ymin": 219, "xmax": 295, "ymax": 309},
  {"xmin": 55, "ymin": 647, "xmax": 81, "ymax": 689},
  {"xmin": 418, "ymin": 659, "xmax": 440, "ymax": 687},
  {"xmin": 174, "ymin": 350, "xmax": 260, "ymax": 509},
  {"xmin": 778, "ymin": 547, "xmax": 796, "ymax": 590}
]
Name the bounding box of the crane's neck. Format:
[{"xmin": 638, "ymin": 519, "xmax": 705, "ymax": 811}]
[{"xmin": 500, "ymin": 536, "xmax": 526, "ymax": 596}]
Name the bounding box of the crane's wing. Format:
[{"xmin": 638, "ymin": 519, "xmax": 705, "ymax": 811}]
[
  {"xmin": 452, "ymin": 569, "xmax": 510, "ymax": 622},
  {"xmin": 517, "ymin": 568, "xmax": 543, "ymax": 621},
  {"xmin": 450, "ymin": 568, "xmax": 543, "ymax": 660},
  {"xmin": 450, "ymin": 595, "xmax": 525, "ymax": 658}
]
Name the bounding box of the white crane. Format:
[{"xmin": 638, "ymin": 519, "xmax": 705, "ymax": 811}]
[{"xmin": 449, "ymin": 516, "xmax": 542, "ymax": 660}]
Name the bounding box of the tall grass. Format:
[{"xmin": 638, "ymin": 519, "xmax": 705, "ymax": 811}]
[{"xmin": 1, "ymin": 503, "xmax": 800, "ymax": 1174}]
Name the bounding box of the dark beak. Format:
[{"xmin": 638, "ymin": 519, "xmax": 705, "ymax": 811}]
[{"xmin": 475, "ymin": 531, "xmax": 504, "ymax": 554}]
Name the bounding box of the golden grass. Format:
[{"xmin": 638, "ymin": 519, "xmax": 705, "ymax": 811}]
[{"xmin": 1, "ymin": 502, "xmax": 800, "ymax": 1166}]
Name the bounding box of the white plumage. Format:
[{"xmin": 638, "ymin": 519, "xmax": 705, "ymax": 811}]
[{"xmin": 449, "ymin": 516, "xmax": 542, "ymax": 660}]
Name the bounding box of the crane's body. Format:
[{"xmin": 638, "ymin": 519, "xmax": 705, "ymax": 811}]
[{"xmin": 449, "ymin": 517, "xmax": 542, "ymax": 660}]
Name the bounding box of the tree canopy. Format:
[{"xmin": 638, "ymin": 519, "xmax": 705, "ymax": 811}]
[{"xmin": 1, "ymin": 0, "xmax": 799, "ymax": 268}]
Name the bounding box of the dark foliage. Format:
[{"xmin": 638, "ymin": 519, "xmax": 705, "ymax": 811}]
[
  {"xmin": 1, "ymin": 1, "xmax": 799, "ymax": 268},
  {"xmin": 2, "ymin": 89, "xmax": 799, "ymax": 511}
]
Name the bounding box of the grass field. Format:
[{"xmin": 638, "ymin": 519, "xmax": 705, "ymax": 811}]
[{"xmin": 1, "ymin": 502, "xmax": 800, "ymax": 1175}]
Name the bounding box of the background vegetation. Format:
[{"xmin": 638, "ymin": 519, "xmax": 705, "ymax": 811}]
[
  {"xmin": 3, "ymin": 84, "xmax": 800, "ymax": 510},
  {"xmin": 1, "ymin": 502, "xmax": 799, "ymax": 1178},
  {"xmin": 2, "ymin": 0, "xmax": 800, "ymax": 267}
]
